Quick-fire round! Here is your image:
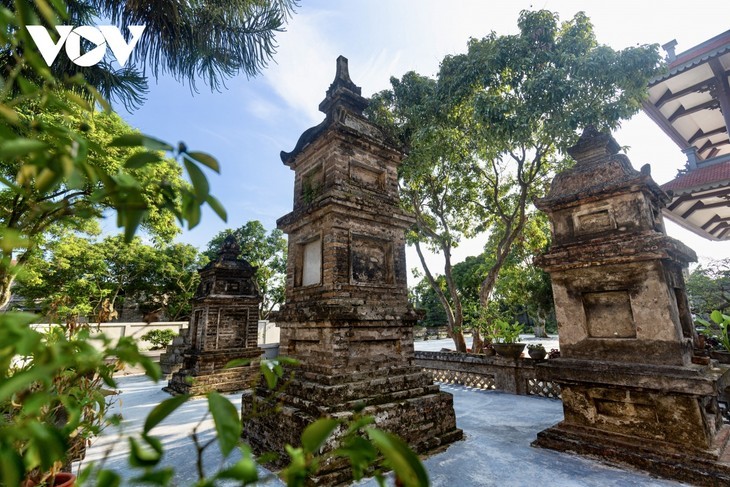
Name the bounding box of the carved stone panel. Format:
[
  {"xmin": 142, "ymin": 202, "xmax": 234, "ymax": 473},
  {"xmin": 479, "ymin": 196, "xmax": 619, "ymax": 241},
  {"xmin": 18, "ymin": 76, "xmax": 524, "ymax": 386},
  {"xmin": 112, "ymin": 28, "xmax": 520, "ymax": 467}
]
[
  {"xmin": 351, "ymin": 235, "xmax": 392, "ymax": 285},
  {"xmin": 582, "ymin": 290, "xmax": 636, "ymax": 339},
  {"xmin": 349, "ymin": 160, "xmax": 384, "ymax": 190},
  {"xmin": 573, "ymin": 205, "xmax": 616, "ymax": 235}
]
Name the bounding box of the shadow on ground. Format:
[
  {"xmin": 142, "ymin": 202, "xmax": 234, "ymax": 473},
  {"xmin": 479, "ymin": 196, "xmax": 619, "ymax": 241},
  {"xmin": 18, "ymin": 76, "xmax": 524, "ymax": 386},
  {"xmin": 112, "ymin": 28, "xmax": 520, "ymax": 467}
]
[{"xmin": 80, "ymin": 374, "xmax": 686, "ymax": 486}]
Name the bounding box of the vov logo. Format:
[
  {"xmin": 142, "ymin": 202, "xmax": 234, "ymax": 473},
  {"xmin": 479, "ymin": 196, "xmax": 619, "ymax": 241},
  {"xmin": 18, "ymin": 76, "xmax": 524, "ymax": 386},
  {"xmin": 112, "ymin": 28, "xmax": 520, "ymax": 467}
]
[{"xmin": 26, "ymin": 25, "xmax": 146, "ymax": 67}]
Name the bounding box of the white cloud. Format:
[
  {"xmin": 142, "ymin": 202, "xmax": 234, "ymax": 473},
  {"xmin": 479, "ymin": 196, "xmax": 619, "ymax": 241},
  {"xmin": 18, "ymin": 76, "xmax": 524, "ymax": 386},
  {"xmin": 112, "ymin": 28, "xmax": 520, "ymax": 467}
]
[{"xmin": 259, "ymin": 10, "xmax": 340, "ymax": 125}]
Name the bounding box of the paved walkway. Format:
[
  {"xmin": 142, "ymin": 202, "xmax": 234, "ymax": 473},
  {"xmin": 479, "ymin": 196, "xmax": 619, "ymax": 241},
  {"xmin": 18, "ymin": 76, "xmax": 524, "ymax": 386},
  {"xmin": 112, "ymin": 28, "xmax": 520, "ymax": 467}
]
[
  {"xmin": 80, "ymin": 373, "xmax": 686, "ymax": 486},
  {"xmin": 414, "ymin": 335, "xmax": 560, "ymax": 353}
]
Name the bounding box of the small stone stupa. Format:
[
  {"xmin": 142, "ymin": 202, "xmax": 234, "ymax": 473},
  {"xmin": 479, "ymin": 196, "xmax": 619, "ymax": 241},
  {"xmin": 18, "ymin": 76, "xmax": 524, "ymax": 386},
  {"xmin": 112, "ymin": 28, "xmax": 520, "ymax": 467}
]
[
  {"xmin": 533, "ymin": 127, "xmax": 730, "ymax": 485},
  {"xmin": 241, "ymin": 56, "xmax": 462, "ymax": 484},
  {"xmin": 165, "ymin": 235, "xmax": 262, "ymax": 395}
]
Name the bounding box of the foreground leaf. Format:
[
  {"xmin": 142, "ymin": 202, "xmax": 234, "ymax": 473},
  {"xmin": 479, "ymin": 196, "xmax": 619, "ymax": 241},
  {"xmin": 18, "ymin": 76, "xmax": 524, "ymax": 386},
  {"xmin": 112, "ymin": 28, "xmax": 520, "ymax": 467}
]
[
  {"xmin": 367, "ymin": 429, "xmax": 429, "ymax": 487},
  {"xmin": 208, "ymin": 392, "xmax": 242, "ymax": 457}
]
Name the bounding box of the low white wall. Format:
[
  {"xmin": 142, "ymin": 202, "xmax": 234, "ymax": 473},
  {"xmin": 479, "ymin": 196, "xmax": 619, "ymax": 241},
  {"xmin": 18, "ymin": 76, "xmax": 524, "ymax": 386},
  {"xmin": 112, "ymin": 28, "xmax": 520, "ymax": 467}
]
[
  {"xmin": 258, "ymin": 320, "xmax": 280, "ymax": 345},
  {"xmin": 31, "ymin": 322, "xmax": 187, "ymax": 351},
  {"xmin": 30, "ymin": 319, "xmax": 279, "ymax": 349},
  {"xmin": 98, "ymin": 322, "xmax": 188, "ymax": 350}
]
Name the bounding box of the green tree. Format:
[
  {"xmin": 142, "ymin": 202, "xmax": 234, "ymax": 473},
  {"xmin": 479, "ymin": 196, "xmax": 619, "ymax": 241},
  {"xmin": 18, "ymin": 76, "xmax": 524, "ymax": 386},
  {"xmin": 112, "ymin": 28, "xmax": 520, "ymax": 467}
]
[
  {"xmin": 0, "ymin": 0, "xmax": 298, "ymax": 307},
  {"xmin": 483, "ymin": 214, "xmax": 554, "ymax": 337},
  {"xmin": 205, "ymin": 220, "xmax": 287, "ymax": 320},
  {"xmin": 142, "ymin": 242, "xmax": 206, "ymax": 321},
  {"xmin": 0, "ymin": 98, "xmax": 196, "ymax": 308},
  {"xmin": 687, "ymin": 259, "xmax": 730, "ymax": 317},
  {"xmin": 15, "ymin": 233, "xmax": 204, "ymax": 324},
  {"xmin": 368, "ymin": 9, "xmax": 663, "ymax": 352},
  {"xmin": 410, "ymin": 276, "xmax": 448, "ymax": 328}
]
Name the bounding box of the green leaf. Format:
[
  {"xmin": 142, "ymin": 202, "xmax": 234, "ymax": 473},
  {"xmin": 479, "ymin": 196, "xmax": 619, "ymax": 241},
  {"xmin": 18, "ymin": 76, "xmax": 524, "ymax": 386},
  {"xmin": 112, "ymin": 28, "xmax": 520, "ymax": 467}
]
[
  {"xmin": 110, "ymin": 134, "xmax": 173, "ymax": 151},
  {"xmin": 0, "ymin": 449, "xmax": 23, "ymax": 487},
  {"xmin": 335, "ymin": 435, "xmax": 378, "ymax": 481},
  {"xmin": 122, "ymin": 209, "xmax": 146, "ymax": 243},
  {"xmin": 184, "ymin": 159, "xmax": 210, "ymax": 203},
  {"xmin": 224, "ymin": 358, "xmax": 251, "ymax": 369},
  {"xmin": 273, "ymin": 356, "xmax": 300, "ymax": 366},
  {"xmin": 0, "ymin": 365, "xmax": 54, "ymax": 403},
  {"xmin": 188, "ymin": 151, "xmax": 220, "ymax": 173},
  {"xmin": 131, "ymin": 468, "xmax": 174, "ymax": 485},
  {"xmin": 25, "ymin": 422, "xmax": 67, "ymax": 471},
  {"xmin": 206, "ymin": 194, "xmax": 227, "ymax": 222},
  {"xmin": 216, "ymin": 446, "xmax": 258, "ymax": 483},
  {"xmin": 301, "ymin": 418, "xmax": 339, "ymax": 454},
  {"xmin": 0, "ymin": 138, "xmax": 47, "ymax": 157},
  {"xmin": 125, "ymin": 151, "xmax": 162, "ymax": 169},
  {"xmin": 109, "ymin": 134, "xmax": 144, "ymax": 147},
  {"xmin": 711, "ymin": 310, "xmax": 724, "ymax": 325},
  {"xmin": 128, "ymin": 436, "xmax": 162, "ymax": 467},
  {"xmin": 367, "ymin": 428, "xmax": 429, "ymax": 487},
  {"xmin": 0, "ymin": 228, "xmax": 30, "ymax": 253},
  {"xmin": 208, "ymin": 392, "xmax": 242, "ymax": 457},
  {"xmin": 143, "ymin": 394, "xmax": 190, "ymax": 434},
  {"xmin": 261, "ymin": 362, "xmax": 278, "ymax": 389},
  {"xmin": 95, "ymin": 469, "xmax": 121, "ymax": 487}
]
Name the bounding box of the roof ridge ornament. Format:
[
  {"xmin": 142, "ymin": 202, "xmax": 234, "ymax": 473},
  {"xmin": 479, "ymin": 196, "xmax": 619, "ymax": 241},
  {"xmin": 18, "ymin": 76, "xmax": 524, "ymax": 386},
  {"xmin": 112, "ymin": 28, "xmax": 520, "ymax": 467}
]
[
  {"xmin": 318, "ymin": 55, "xmax": 368, "ymax": 117},
  {"xmin": 567, "ymin": 125, "xmax": 621, "ymax": 166},
  {"xmin": 219, "ymin": 234, "xmax": 241, "ymax": 261}
]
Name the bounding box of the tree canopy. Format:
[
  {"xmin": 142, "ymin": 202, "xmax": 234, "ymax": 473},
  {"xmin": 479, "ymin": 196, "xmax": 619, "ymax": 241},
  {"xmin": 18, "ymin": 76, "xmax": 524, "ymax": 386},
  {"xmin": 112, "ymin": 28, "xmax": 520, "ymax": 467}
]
[
  {"xmin": 15, "ymin": 233, "xmax": 204, "ymax": 324},
  {"xmin": 687, "ymin": 259, "xmax": 730, "ymax": 317},
  {"xmin": 1, "ymin": 0, "xmax": 298, "ymax": 110},
  {"xmin": 368, "ymin": 9, "xmax": 664, "ymax": 352},
  {"xmin": 0, "ymin": 0, "xmax": 247, "ymax": 308}
]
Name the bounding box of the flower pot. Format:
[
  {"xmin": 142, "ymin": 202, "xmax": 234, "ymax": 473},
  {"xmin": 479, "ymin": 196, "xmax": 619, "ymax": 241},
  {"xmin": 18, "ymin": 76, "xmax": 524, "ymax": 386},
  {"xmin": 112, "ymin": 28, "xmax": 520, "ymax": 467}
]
[
  {"xmin": 53, "ymin": 473, "xmax": 76, "ymax": 487},
  {"xmin": 528, "ymin": 348, "xmax": 547, "ymax": 360},
  {"xmin": 492, "ymin": 343, "xmax": 526, "ymax": 359},
  {"xmin": 23, "ymin": 473, "xmax": 76, "ymax": 487}
]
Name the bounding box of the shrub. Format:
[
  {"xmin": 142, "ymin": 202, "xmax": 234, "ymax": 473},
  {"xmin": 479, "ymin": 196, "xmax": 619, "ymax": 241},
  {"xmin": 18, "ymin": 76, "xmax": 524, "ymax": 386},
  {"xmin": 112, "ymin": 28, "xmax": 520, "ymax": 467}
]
[{"xmin": 141, "ymin": 329, "xmax": 178, "ymax": 350}]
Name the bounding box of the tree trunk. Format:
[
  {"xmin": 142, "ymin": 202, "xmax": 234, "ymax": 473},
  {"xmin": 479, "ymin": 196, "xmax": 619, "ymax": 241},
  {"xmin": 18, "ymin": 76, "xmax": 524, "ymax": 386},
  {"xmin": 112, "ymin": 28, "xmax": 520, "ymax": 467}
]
[
  {"xmin": 471, "ymin": 329, "xmax": 485, "ymax": 353},
  {"xmin": 533, "ymin": 322, "xmax": 548, "ymax": 338},
  {"xmin": 0, "ymin": 268, "xmax": 15, "ymax": 309},
  {"xmin": 533, "ymin": 308, "xmax": 548, "ymax": 338},
  {"xmin": 414, "ymin": 240, "xmax": 467, "ymax": 352},
  {"xmin": 450, "ymin": 327, "xmax": 467, "ymax": 352}
]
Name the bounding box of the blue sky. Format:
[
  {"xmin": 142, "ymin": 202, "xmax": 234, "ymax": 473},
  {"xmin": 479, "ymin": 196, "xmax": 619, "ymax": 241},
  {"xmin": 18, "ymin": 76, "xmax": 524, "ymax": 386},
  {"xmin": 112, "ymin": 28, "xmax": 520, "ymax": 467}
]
[{"xmin": 117, "ymin": 0, "xmax": 730, "ymax": 280}]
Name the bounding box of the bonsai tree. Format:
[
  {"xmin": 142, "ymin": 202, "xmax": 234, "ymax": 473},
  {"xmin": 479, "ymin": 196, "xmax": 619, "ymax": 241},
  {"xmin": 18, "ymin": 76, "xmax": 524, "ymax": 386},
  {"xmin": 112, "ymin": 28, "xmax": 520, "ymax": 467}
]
[{"xmin": 141, "ymin": 329, "xmax": 178, "ymax": 350}]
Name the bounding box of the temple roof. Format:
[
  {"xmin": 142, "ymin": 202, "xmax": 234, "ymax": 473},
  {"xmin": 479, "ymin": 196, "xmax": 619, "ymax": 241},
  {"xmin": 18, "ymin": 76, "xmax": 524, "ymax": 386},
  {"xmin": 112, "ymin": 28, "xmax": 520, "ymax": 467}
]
[
  {"xmin": 644, "ymin": 30, "xmax": 730, "ymax": 163},
  {"xmin": 280, "ymin": 56, "xmax": 369, "ymax": 166},
  {"xmin": 200, "ymin": 234, "xmax": 256, "ymax": 276},
  {"xmin": 648, "ymin": 30, "xmax": 730, "ymax": 241}
]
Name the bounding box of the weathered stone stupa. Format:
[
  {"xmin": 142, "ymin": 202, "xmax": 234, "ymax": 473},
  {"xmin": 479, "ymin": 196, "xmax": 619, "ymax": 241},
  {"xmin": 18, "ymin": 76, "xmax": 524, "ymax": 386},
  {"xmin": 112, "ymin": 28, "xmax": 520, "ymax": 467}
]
[
  {"xmin": 241, "ymin": 56, "xmax": 461, "ymax": 484},
  {"xmin": 165, "ymin": 235, "xmax": 262, "ymax": 395},
  {"xmin": 533, "ymin": 128, "xmax": 730, "ymax": 485}
]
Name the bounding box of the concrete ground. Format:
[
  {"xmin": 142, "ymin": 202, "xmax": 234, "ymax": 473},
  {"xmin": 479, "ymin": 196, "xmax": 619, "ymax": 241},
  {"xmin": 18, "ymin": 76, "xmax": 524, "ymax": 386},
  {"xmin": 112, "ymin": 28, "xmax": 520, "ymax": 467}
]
[
  {"xmin": 80, "ymin": 361, "xmax": 686, "ymax": 486},
  {"xmin": 415, "ymin": 335, "xmax": 560, "ymax": 353}
]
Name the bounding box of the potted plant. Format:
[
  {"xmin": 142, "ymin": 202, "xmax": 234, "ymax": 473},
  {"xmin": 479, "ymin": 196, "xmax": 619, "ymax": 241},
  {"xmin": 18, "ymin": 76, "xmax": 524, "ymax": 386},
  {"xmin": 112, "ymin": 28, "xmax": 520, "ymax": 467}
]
[
  {"xmin": 527, "ymin": 343, "xmax": 547, "ymax": 360},
  {"xmin": 697, "ymin": 311, "xmax": 730, "ymax": 363},
  {"xmin": 487, "ymin": 320, "xmax": 526, "ymax": 359},
  {"xmin": 1, "ymin": 314, "xmax": 156, "ymax": 487}
]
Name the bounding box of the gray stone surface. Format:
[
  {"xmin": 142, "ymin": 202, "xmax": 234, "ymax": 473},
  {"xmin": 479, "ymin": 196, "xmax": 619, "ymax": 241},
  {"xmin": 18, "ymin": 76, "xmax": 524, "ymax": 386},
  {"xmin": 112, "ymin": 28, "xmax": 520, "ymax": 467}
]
[
  {"xmin": 81, "ymin": 374, "xmax": 684, "ymax": 486},
  {"xmin": 533, "ymin": 128, "xmax": 730, "ymax": 485},
  {"xmin": 414, "ymin": 336, "xmax": 560, "ymax": 353}
]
